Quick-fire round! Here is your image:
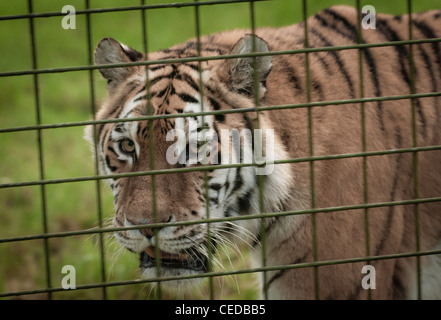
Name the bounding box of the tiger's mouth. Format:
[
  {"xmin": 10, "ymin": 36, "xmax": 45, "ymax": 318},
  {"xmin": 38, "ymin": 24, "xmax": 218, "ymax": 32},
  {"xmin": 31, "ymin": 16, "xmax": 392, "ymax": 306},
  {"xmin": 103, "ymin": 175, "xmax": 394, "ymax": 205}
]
[{"xmin": 139, "ymin": 246, "xmax": 208, "ymax": 272}]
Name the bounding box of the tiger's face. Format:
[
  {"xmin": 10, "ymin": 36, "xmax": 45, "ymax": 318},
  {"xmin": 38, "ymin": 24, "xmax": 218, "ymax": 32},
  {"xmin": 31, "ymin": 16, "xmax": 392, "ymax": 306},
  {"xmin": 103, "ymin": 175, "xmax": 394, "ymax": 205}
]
[{"xmin": 87, "ymin": 36, "xmax": 291, "ymax": 288}]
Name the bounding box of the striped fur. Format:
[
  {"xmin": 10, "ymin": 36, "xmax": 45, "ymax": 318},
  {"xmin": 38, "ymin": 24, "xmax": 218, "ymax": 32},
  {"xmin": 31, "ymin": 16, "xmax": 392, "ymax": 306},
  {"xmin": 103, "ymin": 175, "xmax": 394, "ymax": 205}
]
[{"xmin": 86, "ymin": 6, "xmax": 441, "ymax": 299}]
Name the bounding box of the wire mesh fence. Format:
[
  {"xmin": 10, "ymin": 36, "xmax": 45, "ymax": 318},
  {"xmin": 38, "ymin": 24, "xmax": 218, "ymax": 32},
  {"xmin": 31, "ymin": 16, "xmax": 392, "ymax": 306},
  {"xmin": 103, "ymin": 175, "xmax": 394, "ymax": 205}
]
[{"xmin": 1, "ymin": 0, "xmax": 441, "ymax": 300}]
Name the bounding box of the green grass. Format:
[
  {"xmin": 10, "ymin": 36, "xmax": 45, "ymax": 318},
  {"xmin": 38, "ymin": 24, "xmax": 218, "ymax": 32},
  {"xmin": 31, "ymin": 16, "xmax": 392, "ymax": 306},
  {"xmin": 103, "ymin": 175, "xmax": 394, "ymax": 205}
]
[{"xmin": 1, "ymin": 0, "xmax": 440, "ymax": 300}]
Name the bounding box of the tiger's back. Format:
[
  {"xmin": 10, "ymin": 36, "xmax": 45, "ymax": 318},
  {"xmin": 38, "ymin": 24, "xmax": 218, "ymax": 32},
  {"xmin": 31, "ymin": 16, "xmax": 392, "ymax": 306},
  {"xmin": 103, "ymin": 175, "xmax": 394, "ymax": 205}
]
[
  {"xmin": 89, "ymin": 5, "xmax": 441, "ymax": 299},
  {"xmin": 258, "ymin": 6, "xmax": 441, "ymax": 299}
]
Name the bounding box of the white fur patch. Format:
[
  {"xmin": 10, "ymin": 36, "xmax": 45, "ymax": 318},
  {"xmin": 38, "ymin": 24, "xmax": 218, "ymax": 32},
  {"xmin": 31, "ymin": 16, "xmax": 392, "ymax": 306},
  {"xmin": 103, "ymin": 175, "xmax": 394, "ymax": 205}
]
[{"xmin": 408, "ymin": 242, "xmax": 441, "ymax": 299}]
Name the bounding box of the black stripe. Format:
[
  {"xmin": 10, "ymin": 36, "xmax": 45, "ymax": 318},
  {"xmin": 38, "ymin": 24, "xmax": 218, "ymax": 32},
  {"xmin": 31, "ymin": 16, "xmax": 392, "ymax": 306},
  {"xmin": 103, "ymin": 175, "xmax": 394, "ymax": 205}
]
[
  {"xmin": 311, "ymin": 51, "xmax": 332, "ymax": 76},
  {"xmin": 392, "ymin": 264, "xmax": 407, "ymax": 299},
  {"xmin": 180, "ymin": 72, "xmax": 200, "ymax": 92},
  {"xmin": 105, "ymin": 155, "xmax": 118, "ymax": 172},
  {"xmin": 141, "ymin": 125, "xmax": 148, "ymax": 137},
  {"xmin": 211, "ymin": 122, "xmax": 221, "ymax": 164},
  {"xmin": 208, "ymin": 97, "xmax": 225, "ymax": 122},
  {"xmin": 121, "ymin": 45, "xmax": 143, "ymax": 62},
  {"xmin": 178, "ymin": 93, "xmax": 199, "ymax": 104},
  {"xmin": 266, "ymin": 251, "xmax": 308, "ymax": 290},
  {"xmin": 215, "ymin": 114, "xmax": 225, "ymax": 122},
  {"xmin": 99, "ymin": 127, "xmax": 112, "ymax": 162},
  {"xmin": 96, "ymin": 94, "xmax": 131, "ymax": 146},
  {"xmin": 320, "ymin": 9, "xmax": 358, "ymax": 42},
  {"xmin": 107, "ymin": 146, "xmax": 118, "ymax": 157},
  {"xmin": 223, "ymin": 179, "xmax": 229, "ymax": 195},
  {"xmin": 149, "ymin": 74, "xmax": 171, "ymax": 86},
  {"xmin": 374, "ymin": 147, "xmax": 403, "ymax": 257},
  {"xmin": 416, "ymin": 43, "xmax": 439, "ymax": 121},
  {"xmin": 149, "ymin": 64, "xmax": 166, "ymax": 72},
  {"xmin": 252, "ymin": 216, "xmax": 279, "ymax": 248},
  {"xmin": 376, "ymin": 136, "xmax": 405, "ymax": 257},
  {"xmin": 412, "ymin": 19, "xmax": 441, "ymax": 118},
  {"xmin": 377, "ymin": 19, "xmax": 427, "ymax": 132},
  {"xmin": 209, "ymin": 183, "xmax": 223, "ymax": 191},
  {"xmin": 237, "ymin": 189, "xmax": 252, "ymax": 213},
  {"xmin": 412, "ymin": 19, "xmax": 441, "ymax": 80},
  {"xmin": 113, "ymin": 181, "xmax": 120, "ymax": 190},
  {"xmin": 319, "ymin": 8, "xmax": 385, "ymax": 131},
  {"xmin": 156, "ymin": 87, "xmax": 168, "ymax": 98},
  {"xmin": 374, "ymin": 205, "xmax": 396, "ymax": 257},
  {"xmin": 133, "ymin": 91, "xmax": 154, "ymax": 102},
  {"xmin": 278, "ymin": 56, "xmax": 303, "ymax": 91},
  {"xmin": 310, "ymin": 27, "xmax": 355, "ymax": 98},
  {"xmin": 133, "ymin": 94, "xmax": 146, "ymax": 102},
  {"xmin": 242, "ymin": 114, "xmax": 255, "ymax": 150},
  {"xmin": 224, "ymin": 207, "xmax": 235, "ymax": 218},
  {"xmin": 182, "ymin": 63, "xmax": 200, "ymax": 72},
  {"xmin": 311, "ymin": 78, "xmax": 324, "ymax": 102},
  {"xmin": 168, "ymin": 84, "xmax": 176, "ymax": 96},
  {"xmin": 208, "ymin": 97, "xmax": 221, "ymax": 110},
  {"xmin": 135, "ymin": 84, "xmax": 146, "ymax": 95},
  {"xmin": 376, "ymin": 19, "xmax": 410, "ymax": 85},
  {"xmin": 114, "ymin": 213, "xmax": 125, "ymax": 229},
  {"xmin": 232, "ymin": 167, "xmax": 243, "ymax": 192},
  {"xmin": 114, "ymin": 123, "xmax": 124, "ymax": 133},
  {"xmin": 223, "ymin": 168, "xmax": 237, "ymax": 202}
]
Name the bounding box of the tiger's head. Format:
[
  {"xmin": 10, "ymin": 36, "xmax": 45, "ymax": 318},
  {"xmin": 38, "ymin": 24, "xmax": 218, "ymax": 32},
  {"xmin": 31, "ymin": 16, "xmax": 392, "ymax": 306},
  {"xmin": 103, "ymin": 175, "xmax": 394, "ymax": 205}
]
[{"xmin": 86, "ymin": 35, "xmax": 293, "ymax": 289}]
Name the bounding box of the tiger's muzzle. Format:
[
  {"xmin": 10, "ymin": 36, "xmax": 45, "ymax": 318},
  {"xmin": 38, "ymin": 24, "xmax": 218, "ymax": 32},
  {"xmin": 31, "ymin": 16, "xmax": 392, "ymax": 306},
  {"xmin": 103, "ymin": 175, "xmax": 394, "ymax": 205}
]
[{"xmin": 139, "ymin": 245, "xmax": 208, "ymax": 272}]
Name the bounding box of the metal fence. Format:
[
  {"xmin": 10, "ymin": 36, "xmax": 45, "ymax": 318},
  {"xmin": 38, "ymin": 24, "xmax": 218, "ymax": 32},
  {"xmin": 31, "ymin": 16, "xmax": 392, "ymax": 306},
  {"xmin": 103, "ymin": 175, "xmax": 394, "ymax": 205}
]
[{"xmin": 1, "ymin": 0, "xmax": 441, "ymax": 300}]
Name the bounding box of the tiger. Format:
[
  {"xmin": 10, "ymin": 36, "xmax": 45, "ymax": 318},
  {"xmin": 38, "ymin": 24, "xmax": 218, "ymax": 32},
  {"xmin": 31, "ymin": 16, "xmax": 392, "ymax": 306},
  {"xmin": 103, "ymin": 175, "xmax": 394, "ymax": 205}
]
[{"xmin": 86, "ymin": 5, "xmax": 441, "ymax": 299}]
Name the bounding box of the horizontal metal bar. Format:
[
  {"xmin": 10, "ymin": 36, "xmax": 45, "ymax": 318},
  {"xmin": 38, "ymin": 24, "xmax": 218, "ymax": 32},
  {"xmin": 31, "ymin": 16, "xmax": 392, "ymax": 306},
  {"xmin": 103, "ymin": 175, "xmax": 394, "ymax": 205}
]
[
  {"xmin": 2, "ymin": 0, "xmax": 436, "ymax": 301},
  {"xmin": 1, "ymin": 38, "xmax": 440, "ymax": 78},
  {"xmin": 1, "ymin": 143, "xmax": 440, "ymax": 190},
  {"xmin": 0, "ymin": 0, "xmax": 270, "ymax": 21},
  {"xmin": 1, "ymin": 247, "xmax": 440, "ymax": 298},
  {"xmin": 1, "ymin": 195, "xmax": 440, "ymax": 244},
  {"xmin": 1, "ymin": 91, "xmax": 440, "ymax": 134}
]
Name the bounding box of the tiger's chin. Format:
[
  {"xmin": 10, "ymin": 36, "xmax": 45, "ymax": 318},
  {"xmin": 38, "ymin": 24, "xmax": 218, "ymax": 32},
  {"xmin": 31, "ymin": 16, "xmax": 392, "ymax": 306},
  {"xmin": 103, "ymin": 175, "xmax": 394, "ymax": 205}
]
[{"xmin": 138, "ymin": 247, "xmax": 209, "ymax": 290}]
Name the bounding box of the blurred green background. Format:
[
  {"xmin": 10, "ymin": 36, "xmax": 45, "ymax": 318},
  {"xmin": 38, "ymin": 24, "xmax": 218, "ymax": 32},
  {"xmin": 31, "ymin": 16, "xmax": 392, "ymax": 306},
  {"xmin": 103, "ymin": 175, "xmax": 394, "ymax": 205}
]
[{"xmin": 0, "ymin": 0, "xmax": 440, "ymax": 300}]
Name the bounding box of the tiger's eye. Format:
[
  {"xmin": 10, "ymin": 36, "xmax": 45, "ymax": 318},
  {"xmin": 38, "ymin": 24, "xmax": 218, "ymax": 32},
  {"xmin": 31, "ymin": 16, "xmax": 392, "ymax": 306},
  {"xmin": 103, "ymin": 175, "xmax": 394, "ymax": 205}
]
[{"xmin": 120, "ymin": 139, "xmax": 136, "ymax": 154}]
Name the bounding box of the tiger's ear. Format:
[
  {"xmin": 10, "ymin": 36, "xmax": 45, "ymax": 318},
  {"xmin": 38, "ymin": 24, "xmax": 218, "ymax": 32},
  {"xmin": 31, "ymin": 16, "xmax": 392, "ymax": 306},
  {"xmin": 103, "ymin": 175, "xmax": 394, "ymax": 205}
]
[
  {"xmin": 219, "ymin": 34, "xmax": 272, "ymax": 98},
  {"xmin": 94, "ymin": 38, "xmax": 143, "ymax": 93}
]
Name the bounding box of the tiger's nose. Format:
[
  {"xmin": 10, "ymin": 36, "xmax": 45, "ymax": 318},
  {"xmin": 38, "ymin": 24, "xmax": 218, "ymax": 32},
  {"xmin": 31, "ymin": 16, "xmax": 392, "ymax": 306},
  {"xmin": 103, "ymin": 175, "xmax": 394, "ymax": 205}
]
[
  {"xmin": 131, "ymin": 215, "xmax": 173, "ymax": 239},
  {"xmin": 142, "ymin": 227, "xmax": 155, "ymax": 239}
]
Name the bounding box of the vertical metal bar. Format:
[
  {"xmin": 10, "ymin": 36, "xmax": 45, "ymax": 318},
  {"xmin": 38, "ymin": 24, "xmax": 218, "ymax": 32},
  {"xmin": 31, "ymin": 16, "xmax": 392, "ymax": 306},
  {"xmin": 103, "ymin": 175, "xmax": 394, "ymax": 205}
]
[
  {"xmin": 139, "ymin": 0, "xmax": 162, "ymax": 300},
  {"xmin": 85, "ymin": 0, "xmax": 107, "ymax": 300},
  {"xmin": 356, "ymin": 0, "xmax": 371, "ymax": 300},
  {"xmin": 140, "ymin": 0, "xmax": 148, "ymax": 55},
  {"xmin": 150, "ymin": 93, "xmax": 161, "ymax": 300},
  {"xmin": 27, "ymin": 0, "xmax": 52, "ymax": 299},
  {"xmin": 248, "ymin": 0, "xmax": 268, "ymax": 300},
  {"xmin": 406, "ymin": 0, "xmax": 421, "ymax": 300},
  {"xmin": 302, "ymin": 0, "xmax": 319, "ymax": 300},
  {"xmin": 192, "ymin": 0, "xmax": 215, "ymax": 299}
]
